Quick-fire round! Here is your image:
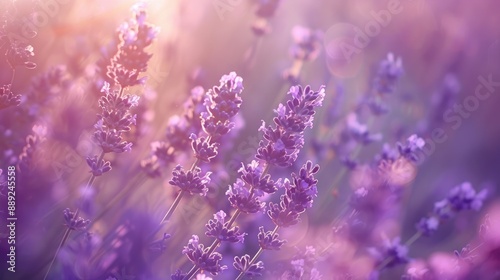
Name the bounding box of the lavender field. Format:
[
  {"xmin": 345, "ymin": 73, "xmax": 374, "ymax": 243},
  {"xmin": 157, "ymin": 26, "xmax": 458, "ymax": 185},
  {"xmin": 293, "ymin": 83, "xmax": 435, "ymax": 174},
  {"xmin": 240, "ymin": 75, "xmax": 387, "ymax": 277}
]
[{"xmin": 1, "ymin": 0, "xmax": 500, "ymax": 279}]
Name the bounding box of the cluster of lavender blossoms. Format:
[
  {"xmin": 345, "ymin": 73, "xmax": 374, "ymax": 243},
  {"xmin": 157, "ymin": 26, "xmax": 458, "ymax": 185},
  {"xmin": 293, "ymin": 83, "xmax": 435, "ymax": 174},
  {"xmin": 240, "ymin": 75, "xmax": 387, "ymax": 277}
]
[{"xmin": 176, "ymin": 85, "xmax": 325, "ymax": 279}]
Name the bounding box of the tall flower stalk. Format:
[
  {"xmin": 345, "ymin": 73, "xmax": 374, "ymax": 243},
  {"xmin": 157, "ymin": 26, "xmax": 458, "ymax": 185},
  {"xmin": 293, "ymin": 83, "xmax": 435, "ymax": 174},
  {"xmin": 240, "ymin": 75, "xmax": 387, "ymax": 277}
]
[
  {"xmin": 157, "ymin": 72, "xmax": 244, "ymax": 227},
  {"xmin": 43, "ymin": 6, "xmax": 158, "ymax": 279}
]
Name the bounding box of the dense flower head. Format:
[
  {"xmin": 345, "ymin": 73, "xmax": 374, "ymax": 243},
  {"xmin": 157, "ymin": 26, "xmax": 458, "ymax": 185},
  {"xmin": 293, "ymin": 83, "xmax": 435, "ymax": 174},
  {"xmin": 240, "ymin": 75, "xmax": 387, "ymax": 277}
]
[
  {"xmin": 233, "ymin": 254, "xmax": 265, "ymax": 278},
  {"xmin": 417, "ymin": 182, "xmax": 487, "ymax": 236},
  {"xmin": 290, "ymin": 26, "xmax": 323, "ymax": 61},
  {"xmin": 169, "ymin": 165, "xmax": 211, "ymax": 196},
  {"xmin": 257, "ymin": 125, "xmax": 304, "ymax": 167},
  {"xmin": 267, "ymin": 161, "xmax": 319, "ymax": 227},
  {"xmin": 205, "ymin": 210, "xmax": 246, "ymax": 243},
  {"xmin": 257, "ymin": 85, "xmax": 325, "ymax": 167},
  {"xmin": 107, "ymin": 5, "xmax": 159, "ymax": 87},
  {"xmin": 92, "ymin": 82, "xmax": 139, "ymax": 155},
  {"xmin": 93, "ymin": 123, "xmax": 133, "ymax": 154},
  {"xmin": 201, "ymin": 72, "xmax": 243, "ymax": 138},
  {"xmin": 86, "ymin": 155, "xmax": 112, "ymax": 176},
  {"xmin": 63, "ymin": 208, "xmax": 90, "ymax": 231},
  {"xmin": 182, "ymin": 235, "xmax": 227, "ymax": 276},
  {"xmin": 373, "ymin": 53, "xmax": 403, "ymax": 94},
  {"xmin": 258, "ymin": 226, "xmax": 286, "ymax": 250},
  {"xmin": 98, "ymin": 82, "xmax": 139, "ymax": 132},
  {"xmin": 278, "ymin": 85, "xmax": 325, "ymax": 132},
  {"xmin": 239, "ymin": 160, "xmax": 277, "ymax": 194},
  {"xmin": 190, "ymin": 134, "xmax": 219, "ymax": 163},
  {"xmin": 0, "ymin": 84, "xmax": 21, "ymax": 110},
  {"xmin": 226, "ymin": 179, "xmax": 265, "ymax": 214}
]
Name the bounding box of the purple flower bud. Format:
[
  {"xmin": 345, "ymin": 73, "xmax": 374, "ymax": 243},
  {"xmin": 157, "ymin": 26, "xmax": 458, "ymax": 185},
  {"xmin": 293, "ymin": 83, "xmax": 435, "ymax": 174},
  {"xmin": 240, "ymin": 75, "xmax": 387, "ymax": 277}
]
[
  {"xmin": 447, "ymin": 182, "xmax": 488, "ymax": 212},
  {"xmin": 201, "ymin": 72, "xmax": 243, "ymax": 138},
  {"xmin": 93, "ymin": 128, "xmax": 133, "ymax": 153},
  {"xmin": 169, "ymin": 165, "xmax": 211, "ymax": 196},
  {"xmin": 205, "ymin": 210, "xmax": 246, "ymax": 243},
  {"xmin": 233, "ymin": 254, "xmax": 265, "ymax": 277},
  {"xmin": 86, "ymin": 155, "xmax": 112, "ymax": 176},
  {"xmin": 267, "ymin": 161, "xmax": 319, "ymax": 227},
  {"xmin": 239, "ymin": 161, "xmax": 277, "ymax": 194},
  {"xmin": 182, "ymin": 235, "xmax": 227, "ymax": 276},
  {"xmin": 257, "ymin": 226, "xmax": 286, "ymax": 250},
  {"xmin": 63, "ymin": 208, "xmax": 90, "ymax": 231},
  {"xmin": 107, "ymin": 8, "xmax": 157, "ymax": 87},
  {"xmin": 256, "ymin": 85, "xmax": 324, "ymax": 167},
  {"xmin": 190, "ymin": 134, "xmax": 219, "ymax": 163},
  {"xmin": 226, "ymin": 179, "xmax": 265, "ymax": 214}
]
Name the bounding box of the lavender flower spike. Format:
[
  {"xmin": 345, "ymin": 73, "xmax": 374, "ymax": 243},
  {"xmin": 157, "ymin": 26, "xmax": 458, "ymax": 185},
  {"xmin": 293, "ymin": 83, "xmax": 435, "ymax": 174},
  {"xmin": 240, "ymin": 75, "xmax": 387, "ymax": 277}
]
[
  {"xmin": 267, "ymin": 161, "xmax": 320, "ymax": 227},
  {"xmin": 257, "ymin": 85, "xmax": 325, "ymax": 167},
  {"xmin": 201, "ymin": 71, "xmax": 244, "ymax": 139}
]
